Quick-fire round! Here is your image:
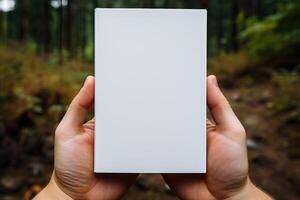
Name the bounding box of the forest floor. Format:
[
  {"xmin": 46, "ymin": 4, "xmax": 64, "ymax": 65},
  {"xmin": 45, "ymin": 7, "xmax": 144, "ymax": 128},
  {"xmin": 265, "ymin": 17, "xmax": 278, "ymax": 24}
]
[
  {"xmin": 122, "ymin": 82, "xmax": 300, "ymax": 200},
  {"xmin": 0, "ymin": 77, "xmax": 299, "ymax": 200}
]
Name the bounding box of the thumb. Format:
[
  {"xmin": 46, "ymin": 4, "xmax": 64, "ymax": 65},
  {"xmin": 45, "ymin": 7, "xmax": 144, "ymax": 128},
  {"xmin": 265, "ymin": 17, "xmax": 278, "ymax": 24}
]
[
  {"xmin": 207, "ymin": 75, "xmax": 244, "ymax": 133},
  {"xmin": 60, "ymin": 76, "xmax": 94, "ymax": 128}
]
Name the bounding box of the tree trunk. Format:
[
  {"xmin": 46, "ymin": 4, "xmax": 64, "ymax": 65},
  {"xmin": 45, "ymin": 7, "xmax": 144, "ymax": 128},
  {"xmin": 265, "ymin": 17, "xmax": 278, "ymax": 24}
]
[
  {"xmin": 200, "ymin": 0, "xmax": 208, "ymax": 9},
  {"xmin": 0, "ymin": 11, "xmax": 3, "ymax": 43},
  {"xmin": 243, "ymin": 0, "xmax": 253, "ymax": 18},
  {"xmin": 231, "ymin": 0, "xmax": 239, "ymax": 51},
  {"xmin": 59, "ymin": 0, "xmax": 64, "ymax": 64},
  {"xmin": 217, "ymin": 0, "xmax": 223, "ymax": 50},
  {"xmin": 164, "ymin": 0, "xmax": 170, "ymax": 8},
  {"xmin": 143, "ymin": 0, "xmax": 154, "ymax": 8},
  {"xmin": 20, "ymin": 0, "xmax": 30, "ymax": 41},
  {"xmin": 93, "ymin": 0, "xmax": 98, "ymax": 7},
  {"xmin": 42, "ymin": 0, "xmax": 51, "ymax": 53},
  {"xmin": 256, "ymin": 0, "xmax": 263, "ymax": 19},
  {"xmin": 66, "ymin": 0, "xmax": 76, "ymax": 57},
  {"xmin": 80, "ymin": 2, "xmax": 87, "ymax": 57}
]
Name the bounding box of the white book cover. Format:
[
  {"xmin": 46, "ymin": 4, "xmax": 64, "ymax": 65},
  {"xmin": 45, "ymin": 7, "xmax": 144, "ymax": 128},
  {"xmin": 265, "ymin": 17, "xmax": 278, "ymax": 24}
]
[{"xmin": 94, "ymin": 8, "xmax": 207, "ymax": 173}]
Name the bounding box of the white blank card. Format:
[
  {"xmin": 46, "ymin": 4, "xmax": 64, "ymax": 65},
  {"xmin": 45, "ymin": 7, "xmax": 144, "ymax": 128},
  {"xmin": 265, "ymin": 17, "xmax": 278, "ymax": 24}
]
[{"xmin": 95, "ymin": 8, "xmax": 207, "ymax": 173}]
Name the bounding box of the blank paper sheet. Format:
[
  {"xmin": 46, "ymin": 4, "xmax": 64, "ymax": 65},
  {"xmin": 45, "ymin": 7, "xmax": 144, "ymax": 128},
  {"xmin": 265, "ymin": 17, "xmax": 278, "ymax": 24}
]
[{"xmin": 94, "ymin": 8, "xmax": 207, "ymax": 173}]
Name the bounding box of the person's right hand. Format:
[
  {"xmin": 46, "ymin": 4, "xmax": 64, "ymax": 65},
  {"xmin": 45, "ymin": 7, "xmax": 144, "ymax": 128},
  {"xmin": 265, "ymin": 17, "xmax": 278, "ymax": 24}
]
[{"xmin": 163, "ymin": 75, "xmax": 272, "ymax": 200}]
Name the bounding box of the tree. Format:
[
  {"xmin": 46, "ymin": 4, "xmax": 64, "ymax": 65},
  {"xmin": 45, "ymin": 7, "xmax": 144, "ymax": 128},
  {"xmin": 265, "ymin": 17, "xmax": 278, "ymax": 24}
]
[
  {"xmin": 66, "ymin": 0, "xmax": 76, "ymax": 56},
  {"xmin": 217, "ymin": 0, "xmax": 224, "ymax": 50},
  {"xmin": 143, "ymin": 0, "xmax": 154, "ymax": 8},
  {"xmin": 231, "ymin": 0, "xmax": 239, "ymax": 51},
  {"xmin": 200, "ymin": 0, "xmax": 208, "ymax": 8},
  {"xmin": 19, "ymin": 0, "xmax": 30, "ymax": 41},
  {"xmin": 59, "ymin": 0, "xmax": 64, "ymax": 64},
  {"xmin": 42, "ymin": 0, "xmax": 51, "ymax": 53}
]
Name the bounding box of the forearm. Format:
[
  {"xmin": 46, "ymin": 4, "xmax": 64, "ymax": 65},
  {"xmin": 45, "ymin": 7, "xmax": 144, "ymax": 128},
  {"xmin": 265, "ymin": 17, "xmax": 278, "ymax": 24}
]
[
  {"xmin": 226, "ymin": 178, "xmax": 273, "ymax": 200},
  {"xmin": 34, "ymin": 175, "xmax": 73, "ymax": 200}
]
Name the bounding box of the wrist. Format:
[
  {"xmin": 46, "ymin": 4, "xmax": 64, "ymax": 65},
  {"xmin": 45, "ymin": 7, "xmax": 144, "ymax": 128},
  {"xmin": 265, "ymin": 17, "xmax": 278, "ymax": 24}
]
[
  {"xmin": 226, "ymin": 178, "xmax": 272, "ymax": 200},
  {"xmin": 34, "ymin": 173, "xmax": 73, "ymax": 200}
]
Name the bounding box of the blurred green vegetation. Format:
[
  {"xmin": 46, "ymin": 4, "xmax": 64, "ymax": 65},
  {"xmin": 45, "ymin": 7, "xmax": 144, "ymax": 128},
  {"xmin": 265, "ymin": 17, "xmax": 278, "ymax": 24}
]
[
  {"xmin": 0, "ymin": 43, "xmax": 92, "ymax": 131},
  {"xmin": 209, "ymin": 2, "xmax": 300, "ymax": 121}
]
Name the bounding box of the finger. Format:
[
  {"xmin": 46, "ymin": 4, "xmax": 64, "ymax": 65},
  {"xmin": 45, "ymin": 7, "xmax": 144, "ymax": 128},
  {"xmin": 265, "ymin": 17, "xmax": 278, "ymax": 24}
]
[
  {"xmin": 206, "ymin": 118, "xmax": 215, "ymax": 126},
  {"xmin": 162, "ymin": 174, "xmax": 215, "ymax": 199},
  {"xmin": 207, "ymin": 75, "xmax": 243, "ymax": 131},
  {"xmin": 83, "ymin": 117, "xmax": 95, "ymax": 132},
  {"xmin": 206, "ymin": 119, "xmax": 216, "ymax": 133},
  {"xmin": 90, "ymin": 174, "xmax": 138, "ymax": 200},
  {"xmin": 61, "ymin": 76, "xmax": 95, "ymax": 128},
  {"xmin": 86, "ymin": 117, "xmax": 95, "ymax": 124}
]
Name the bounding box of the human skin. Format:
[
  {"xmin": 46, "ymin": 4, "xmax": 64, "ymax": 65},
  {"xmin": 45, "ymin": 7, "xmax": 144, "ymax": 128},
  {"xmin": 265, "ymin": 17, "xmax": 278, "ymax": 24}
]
[
  {"xmin": 163, "ymin": 75, "xmax": 272, "ymax": 200},
  {"xmin": 35, "ymin": 75, "xmax": 273, "ymax": 200},
  {"xmin": 34, "ymin": 76, "xmax": 137, "ymax": 200}
]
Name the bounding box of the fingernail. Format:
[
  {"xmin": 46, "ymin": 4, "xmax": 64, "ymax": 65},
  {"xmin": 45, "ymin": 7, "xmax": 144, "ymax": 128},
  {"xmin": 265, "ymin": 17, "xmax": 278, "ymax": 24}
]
[
  {"xmin": 212, "ymin": 75, "xmax": 219, "ymax": 87},
  {"xmin": 83, "ymin": 76, "xmax": 91, "ymax": 87}
]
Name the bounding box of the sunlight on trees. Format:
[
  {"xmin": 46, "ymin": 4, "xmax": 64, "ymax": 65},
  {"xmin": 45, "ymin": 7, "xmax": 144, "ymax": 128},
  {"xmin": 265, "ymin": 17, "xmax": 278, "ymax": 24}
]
[
  {"xmin": 50, "ymin": 0, "xmax": 68, "ymax": 8},
  {"xmin": 0, "ymin": 0, "xmax": 15, "ymax": 12}
]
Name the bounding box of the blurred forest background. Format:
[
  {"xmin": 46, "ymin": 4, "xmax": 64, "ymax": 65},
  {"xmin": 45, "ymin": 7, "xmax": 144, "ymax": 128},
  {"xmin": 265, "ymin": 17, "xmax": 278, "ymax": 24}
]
[{"xmin": 0, "ymin": 0, "xmax": 299, "ymax": 199}]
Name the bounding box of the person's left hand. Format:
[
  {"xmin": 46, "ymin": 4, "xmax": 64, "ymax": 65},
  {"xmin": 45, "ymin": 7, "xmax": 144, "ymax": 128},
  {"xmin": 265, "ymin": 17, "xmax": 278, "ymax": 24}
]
[
  {"xmin": 163, "ymin": 75, "xmax": 249, "ymax": 200},
  {"xmin": 35, "ymin": 76, "xmax": 137, "ymax": 200},
  {"xmin": 162, "ymin": 75, "xmax": 272, "ymax": 200}
]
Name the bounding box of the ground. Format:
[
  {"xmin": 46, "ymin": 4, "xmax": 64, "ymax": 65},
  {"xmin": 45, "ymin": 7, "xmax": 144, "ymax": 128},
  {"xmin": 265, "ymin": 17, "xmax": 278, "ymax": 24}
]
[{"xmin": 0, "ymin": 82, "xmax": 299, "ymax": 200}]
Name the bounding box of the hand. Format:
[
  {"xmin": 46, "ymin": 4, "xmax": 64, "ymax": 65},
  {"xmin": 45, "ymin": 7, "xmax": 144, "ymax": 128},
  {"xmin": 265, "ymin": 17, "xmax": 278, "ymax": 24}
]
[
  {"xmin": 163, "ymin": 75, "xmax": 272, "ymax": 200},
  {"xmin": 35, "ymin": 76, "xmax": 137, "ymax": 200}
]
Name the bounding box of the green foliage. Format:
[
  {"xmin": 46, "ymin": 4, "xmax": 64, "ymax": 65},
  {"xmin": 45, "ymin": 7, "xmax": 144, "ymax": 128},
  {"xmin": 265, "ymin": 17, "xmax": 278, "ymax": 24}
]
[
  {"xmin": 240, "ymin": 2, "xmax": 300, "ymax": 60},
  {"xmin": 208, "ymin": 51, "xmax": 250, "ymax": 79},
  {"xmin": 210, "ymin": 1, "xmax": 300, "ymax": 126},
  {"xmin": 0, "ymin": 45, "xmax": 92, "ymax": 130},
  {"xmin": 271, "ymin": 72, "xmax": 300, "ymax": 116},
  {"xmin": 25, "ymin": 40, "xmax": 38, "ymax": 54},
  {"xmin": 84, "ymin": 42, "xmax": 94, "ymax": 63}
]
